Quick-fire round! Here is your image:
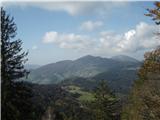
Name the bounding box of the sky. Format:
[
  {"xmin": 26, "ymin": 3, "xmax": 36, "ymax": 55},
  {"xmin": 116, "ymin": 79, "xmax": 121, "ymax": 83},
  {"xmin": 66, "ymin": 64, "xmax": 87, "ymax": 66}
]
[{"xmin": 2, "ymin": 1, "xmax": 160, "ymax": 65}]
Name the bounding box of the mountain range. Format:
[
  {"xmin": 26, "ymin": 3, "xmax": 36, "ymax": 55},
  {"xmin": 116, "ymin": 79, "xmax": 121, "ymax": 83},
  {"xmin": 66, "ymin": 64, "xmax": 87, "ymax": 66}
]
[{"xmin": 25, "ymin": 55, "xmax": 141, "ymax": 93}]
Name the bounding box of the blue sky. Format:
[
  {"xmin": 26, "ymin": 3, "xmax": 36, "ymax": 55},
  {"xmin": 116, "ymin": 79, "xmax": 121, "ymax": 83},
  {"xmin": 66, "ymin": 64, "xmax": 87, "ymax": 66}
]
[{"xmin": 3, "ymin": 1, "xmax": 159, "ymax": 65}]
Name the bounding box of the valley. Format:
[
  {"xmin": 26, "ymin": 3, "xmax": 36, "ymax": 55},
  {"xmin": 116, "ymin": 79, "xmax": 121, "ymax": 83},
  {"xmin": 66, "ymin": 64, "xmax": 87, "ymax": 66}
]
[{"xmin": 21, "ymin": 55, "xmax": 142, "ymax": 119}]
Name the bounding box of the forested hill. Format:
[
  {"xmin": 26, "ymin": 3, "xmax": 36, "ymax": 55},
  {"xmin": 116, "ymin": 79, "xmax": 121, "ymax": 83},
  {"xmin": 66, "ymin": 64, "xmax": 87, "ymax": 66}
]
[{"xmin": 24, "ymin": 55, "xmax": 141, "ymax": 94}]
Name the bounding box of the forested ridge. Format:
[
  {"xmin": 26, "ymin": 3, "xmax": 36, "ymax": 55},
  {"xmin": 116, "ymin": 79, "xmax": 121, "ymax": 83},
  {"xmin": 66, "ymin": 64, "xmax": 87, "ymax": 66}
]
[{"xmin": 1, "ymin": 2, "xmax": 160, "ymax": 120}]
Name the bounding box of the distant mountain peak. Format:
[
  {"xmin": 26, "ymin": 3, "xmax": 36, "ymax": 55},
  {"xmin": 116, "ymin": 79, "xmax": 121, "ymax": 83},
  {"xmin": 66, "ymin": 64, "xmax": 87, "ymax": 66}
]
[
  {"xmin": 27, "ymin": 54, "xmax": 141, "ymax": 85},
  {"xmin": 76, "ymin": 55, "xmax": 96, "ymax": 60},
  {"xmin": 80, "ymin": 55, "xmax": 95, "ymax": 58},
  {"xmin": 111, "ymin": 55, "xmax": 139, "ymax": 63}
]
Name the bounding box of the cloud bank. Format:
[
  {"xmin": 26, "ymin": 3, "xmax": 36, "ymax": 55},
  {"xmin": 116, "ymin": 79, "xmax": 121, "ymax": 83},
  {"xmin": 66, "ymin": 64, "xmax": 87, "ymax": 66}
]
[
  {"xmin": 43, "ymin": 31, "xmax": 95, "ymax": 51},
  {"xmin": 43, "ymin": 22, "xmax": 160, "ymax": 56}
]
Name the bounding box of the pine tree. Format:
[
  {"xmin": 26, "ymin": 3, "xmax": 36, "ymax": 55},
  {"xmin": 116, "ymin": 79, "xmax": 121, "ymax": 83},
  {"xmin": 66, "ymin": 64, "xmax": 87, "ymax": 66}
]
[
  {"xmin": 1, "ymin": 7, "xmax": 31, "ymax": 120},
  {"xmin": 92, "ymin": 80, "xmax": 119, "ymax": 120}
]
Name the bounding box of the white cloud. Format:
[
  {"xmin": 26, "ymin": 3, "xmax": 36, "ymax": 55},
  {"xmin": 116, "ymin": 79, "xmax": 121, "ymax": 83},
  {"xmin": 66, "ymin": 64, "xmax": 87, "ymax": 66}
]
[
  {"xmin": 3, "ymin": 1, "xmax": 128, "ymax": 16},
  {"xmin": 80, "ymin": 20, "xmax": 103, "ymax": 31},
  {"xmin": 43, "ymin": 31, "xmax": 58, "ymax": 43},
  {"xmin": 116, "ymin": 30, "xmax": 136, "ymax": 52},
  {"xmin": 32, "ymin": 45, "xmax": 38, "ymax": 50},
  {"xmin": 97, "ymin": 22, "xmax": 160, "ymax": 55},
  {"xmin": 120, "ymin": 22, "xmax": 159, "ymax": 52},
  {"xmin": 42, "ymin": 22, "xmax": 160, "ymax": 56},
  {"xmin": 43, "ymin": 31, "xmax": 95, "ymax": 51}
]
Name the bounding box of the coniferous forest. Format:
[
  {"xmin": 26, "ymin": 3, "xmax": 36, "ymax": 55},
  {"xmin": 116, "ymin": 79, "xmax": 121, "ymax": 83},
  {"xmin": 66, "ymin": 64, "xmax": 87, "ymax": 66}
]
[{"xmin": 1, "ymin": 1, "xmax": 160, "ymax": 120}]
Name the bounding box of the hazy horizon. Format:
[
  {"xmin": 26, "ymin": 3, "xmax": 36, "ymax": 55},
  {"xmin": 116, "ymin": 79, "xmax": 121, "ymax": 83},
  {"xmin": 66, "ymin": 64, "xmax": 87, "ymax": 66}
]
[{"xmin": 25, "ymin": 54, "xmax": 142, "ymax": 66}]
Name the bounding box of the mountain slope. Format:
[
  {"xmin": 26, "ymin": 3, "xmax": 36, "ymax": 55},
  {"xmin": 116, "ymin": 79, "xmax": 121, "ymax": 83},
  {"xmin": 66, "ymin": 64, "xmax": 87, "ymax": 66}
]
[{"xmin": 26, "ymin": 55, "xmax": 141, "ymax": 86}]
